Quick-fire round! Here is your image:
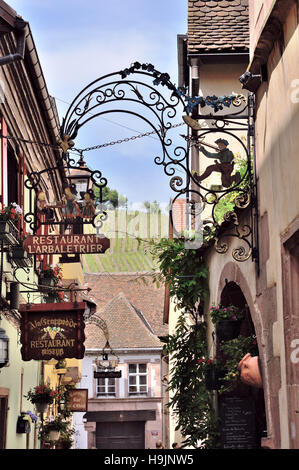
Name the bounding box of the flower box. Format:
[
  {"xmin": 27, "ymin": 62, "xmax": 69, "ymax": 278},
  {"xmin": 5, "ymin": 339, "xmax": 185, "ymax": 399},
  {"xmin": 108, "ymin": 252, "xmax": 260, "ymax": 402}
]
[
  {"xmin": 0, "ymin": 220, "xmax": 19, "ymax": 245},
  {"xmin": 10, "ymin": 245, "xmax": 32, "ymax": 268}
]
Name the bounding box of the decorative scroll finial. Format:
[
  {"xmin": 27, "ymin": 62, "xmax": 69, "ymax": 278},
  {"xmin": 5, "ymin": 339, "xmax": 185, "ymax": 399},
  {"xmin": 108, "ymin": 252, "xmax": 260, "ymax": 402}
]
[{"xmin": 57, "ymin": 134, "xmax": 75, "ymax": 153}]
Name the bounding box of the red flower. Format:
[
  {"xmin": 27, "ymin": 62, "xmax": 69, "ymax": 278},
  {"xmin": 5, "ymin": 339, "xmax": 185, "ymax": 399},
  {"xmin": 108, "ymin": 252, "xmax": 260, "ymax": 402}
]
[
  {"xmin": 197, "ymin": 358, "xmax": 204, "ymax": 364},
  {"xmin": 207, "ymin": 359, "xmax": 213, "ymax": 365}
]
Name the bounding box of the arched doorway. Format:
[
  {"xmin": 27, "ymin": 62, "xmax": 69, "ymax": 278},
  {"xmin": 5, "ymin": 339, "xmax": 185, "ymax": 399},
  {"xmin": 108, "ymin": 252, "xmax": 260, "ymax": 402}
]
[{"xmin": 217, "ymin": 281, "xmax": 267, "ymax": 449}]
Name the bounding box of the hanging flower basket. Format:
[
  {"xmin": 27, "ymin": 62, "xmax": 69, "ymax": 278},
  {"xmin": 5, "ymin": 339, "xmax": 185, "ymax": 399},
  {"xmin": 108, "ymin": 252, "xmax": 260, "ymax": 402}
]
[
  {"xmin": 35, "ymin": 401, "xmax": 49, "ymax": 414},
  {"xmin": 209, "ymin": 305, "xmax": 244, "ymax": 342},
  {"xmin": 24, "ymin": 384, "xmax": 57, "ymax": 413},
  {"xmin": 49, "ymin": 430, "xmax": 60, "ymax": 441},
  {"xmin": 216, "ymin": 319, "xmax": 242, "ymax": 342},
  {"xmin": 43, "ymin": 415, "xmax": 68, "ymax": 442}
]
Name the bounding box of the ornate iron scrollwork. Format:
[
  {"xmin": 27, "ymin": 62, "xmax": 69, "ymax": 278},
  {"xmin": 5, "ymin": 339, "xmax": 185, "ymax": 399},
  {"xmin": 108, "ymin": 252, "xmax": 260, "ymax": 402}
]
[{"xmin": 55, "ymin": 62, "xmax": 257, "ymax": 263}]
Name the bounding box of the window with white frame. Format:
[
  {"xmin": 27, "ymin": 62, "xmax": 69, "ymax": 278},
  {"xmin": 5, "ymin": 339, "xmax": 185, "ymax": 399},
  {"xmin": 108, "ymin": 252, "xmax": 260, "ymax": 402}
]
[
  {"xmin": 96, "ymin": 375, "xmax": 116, "ymax": 397},
  {"xmin": 128, "ymin": 363, "xmax": 148, "ymax": 395}
]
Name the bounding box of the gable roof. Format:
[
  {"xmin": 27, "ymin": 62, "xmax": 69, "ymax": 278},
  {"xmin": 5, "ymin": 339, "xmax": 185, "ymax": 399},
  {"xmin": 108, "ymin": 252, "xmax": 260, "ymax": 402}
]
[
  {"xmin": 84, "ymin": 272, "xmax": 168, "ymax": 337},
  {"xmin": 84, "ymin": 292, "xmax": 162, "ymax": 350},
  {"xmin": 188, "ymin": 0, "xmax": 249, "ymax": 54}
]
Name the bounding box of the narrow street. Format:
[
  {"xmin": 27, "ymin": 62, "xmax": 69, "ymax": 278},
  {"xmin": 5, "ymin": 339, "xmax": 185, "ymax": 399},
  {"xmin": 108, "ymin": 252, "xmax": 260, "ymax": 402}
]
[{"xmin": 0, "ymin": 0, "xmax": 298, "ymax": 461}]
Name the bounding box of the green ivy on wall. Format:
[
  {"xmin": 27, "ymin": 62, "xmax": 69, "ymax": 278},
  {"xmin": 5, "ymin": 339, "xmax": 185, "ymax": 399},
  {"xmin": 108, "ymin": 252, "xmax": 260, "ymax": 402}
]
[
  {"xmin": 145, "ymin": 237, "xmax": 209, "ymax": 316},
  {"xmin": 144, "ymin": 237, "xmax": 220, "ymax": 448},
  {"xmin": 161, "ymin": 316, "xmax": 220, "ymax": 448}
]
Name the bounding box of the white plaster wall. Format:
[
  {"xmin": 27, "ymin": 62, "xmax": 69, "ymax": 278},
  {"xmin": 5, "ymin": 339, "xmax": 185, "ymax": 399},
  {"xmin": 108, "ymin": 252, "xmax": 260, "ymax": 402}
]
[{"xmin": 74, "ymin": 351, "xmax": 162, "ymax": 449}]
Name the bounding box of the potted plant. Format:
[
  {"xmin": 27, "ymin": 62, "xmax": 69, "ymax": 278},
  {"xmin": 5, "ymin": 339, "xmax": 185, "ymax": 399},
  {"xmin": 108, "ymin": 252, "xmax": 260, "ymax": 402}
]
[
  {"xmin": 39, "ymin": 264, "xmax": 64, "ymax": 303},
  {"xmin": 209, "ymin": 305, "xmax": 245, "ymax": 341},
  {"xmin": 40, "ymin": 264, "xmax": 62, "ymax": 286},
  {"xmin": 24, "ymin": 384, "xmax": 58, "ymax": 413},
  {"xmin": 218, "ymin": 335, "xmax": 259, "ymax": 393},
  {"xmin": 43, "ymin": 415, "xmax": 68, "ymax": 442},
  {"xmin": 0, "ymin": 202, "xmax": 22, "ymax": 244},
  {"xmin": 56, "ymin": 422, "xmax": 75, "ymax": 449},
  {"xmin": 16, "ymin": 412, "xmax": 31, "ymax": 434}
]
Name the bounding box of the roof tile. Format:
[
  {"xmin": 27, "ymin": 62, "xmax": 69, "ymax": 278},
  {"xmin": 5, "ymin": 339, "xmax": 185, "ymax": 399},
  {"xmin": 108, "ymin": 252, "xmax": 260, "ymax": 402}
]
[
  {"xmin": 84, "ymin": 272, "xmax": 167, "ymax": 337},
  {"xmin": 84, "ymin": 293, "xmax": 162, "ymax": 350},
  {"xmin": 187, "ymin": 0, "xmax": 249, "ymax": 53}
]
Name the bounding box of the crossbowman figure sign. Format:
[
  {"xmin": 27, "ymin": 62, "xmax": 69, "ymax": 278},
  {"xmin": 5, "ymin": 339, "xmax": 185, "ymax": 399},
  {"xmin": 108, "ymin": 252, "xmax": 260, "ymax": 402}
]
[
  {"xmin": 193, "ymin": 137, "xmax": 241, "ymax": 188},
  {"xmin": 183, "ymin": 115, "xmax": 241, "ymax": 188}
]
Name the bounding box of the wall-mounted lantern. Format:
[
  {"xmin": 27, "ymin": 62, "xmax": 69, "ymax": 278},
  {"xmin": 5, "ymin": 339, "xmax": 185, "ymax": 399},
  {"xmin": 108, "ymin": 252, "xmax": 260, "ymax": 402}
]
[
  {"xmin": 68, "ymin": 154, "xmax": 92, "ymax": 200},
  {"xmin": 0, "ymin": 326, "xmax": 9, "ymax": 368}
]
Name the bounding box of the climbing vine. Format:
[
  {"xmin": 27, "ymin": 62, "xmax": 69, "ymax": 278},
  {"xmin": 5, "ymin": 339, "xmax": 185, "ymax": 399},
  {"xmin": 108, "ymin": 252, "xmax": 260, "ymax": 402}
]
[
  {"xmin": 145, "ymin": 237, "xmax": 209, "ymax": 317},
  {"xmin": 161, "ymin": 315, "xmax": 220, "ymax": 448},
  {"xmin": 144, "ymin": 237, "xmax": 220, "ymax": 448}
]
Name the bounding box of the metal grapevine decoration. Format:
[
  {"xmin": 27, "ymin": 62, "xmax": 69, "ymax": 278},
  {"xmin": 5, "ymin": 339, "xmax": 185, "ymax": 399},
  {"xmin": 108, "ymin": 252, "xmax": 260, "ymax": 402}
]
[{"xmin": 55, "ymin": 61, "xmax": 257, "ymax": 264}]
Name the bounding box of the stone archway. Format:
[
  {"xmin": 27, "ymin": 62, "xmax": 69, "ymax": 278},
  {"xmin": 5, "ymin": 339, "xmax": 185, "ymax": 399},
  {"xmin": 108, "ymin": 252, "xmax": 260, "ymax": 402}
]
[{"xmin": 216, "ymin": 261, "xmax": 280, "ymax": 449}]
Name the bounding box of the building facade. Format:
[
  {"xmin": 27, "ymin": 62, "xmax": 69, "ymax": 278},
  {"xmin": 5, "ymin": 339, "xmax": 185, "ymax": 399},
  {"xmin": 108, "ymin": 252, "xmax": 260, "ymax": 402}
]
[
  {"xmin": 0, "ymin": 0, "xmax": 86, "ymax": 449},
  {"xmin": 168, "ymin": 0, "xmax": 299, "ymax": 449},
  {"xmin": 75, "ymin": 273, "xmax": 168, "ymax": 449}
]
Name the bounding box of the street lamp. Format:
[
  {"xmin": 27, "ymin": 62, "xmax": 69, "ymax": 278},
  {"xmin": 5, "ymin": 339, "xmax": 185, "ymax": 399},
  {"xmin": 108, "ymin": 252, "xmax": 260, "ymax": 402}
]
[
  {"xmin": 95, "ymin": 341, "xmax": 120, "ymax": 370},
  {"xmin": 0, "ymin": 326, "xmax": 9, "ymax": 368}
]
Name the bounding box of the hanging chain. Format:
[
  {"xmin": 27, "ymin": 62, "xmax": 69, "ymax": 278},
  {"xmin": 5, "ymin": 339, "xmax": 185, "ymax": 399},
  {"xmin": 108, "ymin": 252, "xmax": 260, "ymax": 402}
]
[
  {"xmin": 74, "ymin": 122, "xmax": 185, "ymax": 152},
  {"xmin": 0, "ymin": 122, "xmax": 185, "ymax": 153}
]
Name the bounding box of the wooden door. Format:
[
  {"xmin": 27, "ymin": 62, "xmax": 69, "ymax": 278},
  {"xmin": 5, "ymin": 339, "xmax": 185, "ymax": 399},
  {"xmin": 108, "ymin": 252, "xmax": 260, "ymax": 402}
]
[
  {"xmin": 0, "ymin": 396, "xmax": 8, "ymax": 449},
  {"xmin": 96, "ymin": 421, "xmax": 145, "ymax": 449}
]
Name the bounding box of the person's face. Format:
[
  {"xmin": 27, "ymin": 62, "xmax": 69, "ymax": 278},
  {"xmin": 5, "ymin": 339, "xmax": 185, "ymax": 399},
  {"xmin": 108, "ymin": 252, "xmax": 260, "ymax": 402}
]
[
  {"xmin": 217, "ymin": 142, "xmax": 226, "ymax": 150},
  {"xmin": 65, "ymin": 187, "xmax": 72, "ymax": 197},
  {"xmin": 84, "ymin": 193, "xmax": 91, "ymax": 201}
]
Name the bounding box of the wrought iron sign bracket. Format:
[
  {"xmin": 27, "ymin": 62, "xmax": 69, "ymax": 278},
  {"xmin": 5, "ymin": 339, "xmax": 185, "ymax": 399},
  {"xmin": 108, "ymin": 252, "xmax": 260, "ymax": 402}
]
[{"xmin": 53, "ymin": 61, "xmax": 259, "ymax": 264}]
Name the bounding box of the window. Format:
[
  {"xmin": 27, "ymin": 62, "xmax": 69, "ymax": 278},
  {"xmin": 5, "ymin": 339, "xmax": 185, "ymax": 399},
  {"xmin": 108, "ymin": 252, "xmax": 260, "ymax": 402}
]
[
  {"xmin": 128, "ymin": 363, "xmax": 147, "ymax": 396},
  {"xmin": 96, "ymin": 376, "xmax": 116, "ymax": 397}
]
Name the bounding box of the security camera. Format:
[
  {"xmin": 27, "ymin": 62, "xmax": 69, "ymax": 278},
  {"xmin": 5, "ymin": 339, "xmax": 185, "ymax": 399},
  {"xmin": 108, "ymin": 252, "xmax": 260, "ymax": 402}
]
[{"xmin": 239, "ymin": 71, "xmax": 253, "ymax": 85}]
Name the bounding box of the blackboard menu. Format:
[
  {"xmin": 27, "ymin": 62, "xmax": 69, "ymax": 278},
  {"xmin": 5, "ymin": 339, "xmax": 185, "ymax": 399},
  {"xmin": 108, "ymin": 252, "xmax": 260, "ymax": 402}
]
[{"xmin": 219, "ymin": 396, "xmax": 258, "ymax": 449}]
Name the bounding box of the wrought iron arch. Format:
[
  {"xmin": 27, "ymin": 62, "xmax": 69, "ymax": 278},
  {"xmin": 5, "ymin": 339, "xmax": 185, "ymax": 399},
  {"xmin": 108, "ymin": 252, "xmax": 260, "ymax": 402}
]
[{"xmin": 23, "ymin": 62, "xmax": 257, "ymax": 263}]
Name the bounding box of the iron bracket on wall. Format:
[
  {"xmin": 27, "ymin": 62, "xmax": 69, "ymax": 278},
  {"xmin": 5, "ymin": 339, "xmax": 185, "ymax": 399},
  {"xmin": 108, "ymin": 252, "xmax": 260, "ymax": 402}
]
[{"xmin": 32, "ymin": 61, "xmax": 258, "ymax": 265}]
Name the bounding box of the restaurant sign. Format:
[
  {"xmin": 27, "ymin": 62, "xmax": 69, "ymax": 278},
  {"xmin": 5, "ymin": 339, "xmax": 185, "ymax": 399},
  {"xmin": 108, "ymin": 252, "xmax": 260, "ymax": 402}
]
[
  {"xmin": 20, "ymin": 302, "xmax": 86, "ymax": 361},
  {"xmin": 68, "ymin": 389, "xmax": 88, "ymax": 412},
  {"xmin": 23, "ymin": 234, "xmax": 110, "ymax": 255}
]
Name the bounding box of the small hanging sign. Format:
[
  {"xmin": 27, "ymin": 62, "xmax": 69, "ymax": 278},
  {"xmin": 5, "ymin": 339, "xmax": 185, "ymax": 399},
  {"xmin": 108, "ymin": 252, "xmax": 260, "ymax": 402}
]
[
  {"xmin": 23, "ymin": 234, "xmax": 110, "ymax": 255},
  {"xmin": 68, "ymin": 389, "xmax": 88, "ymax": 412},
  {"xmin": 94, "ymin": 371, "xmax": 122, "ymax": 379},
  {"xmin": 19, "ymin": 302, "xmax": 86, "ymax": 361}
]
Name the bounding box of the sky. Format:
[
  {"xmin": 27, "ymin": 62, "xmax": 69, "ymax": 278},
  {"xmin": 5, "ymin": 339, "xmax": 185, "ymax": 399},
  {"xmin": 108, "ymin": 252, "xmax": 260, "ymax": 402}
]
[{"xmin": 8, "ymin": 0, "xmax": 188, "ymax": 210}]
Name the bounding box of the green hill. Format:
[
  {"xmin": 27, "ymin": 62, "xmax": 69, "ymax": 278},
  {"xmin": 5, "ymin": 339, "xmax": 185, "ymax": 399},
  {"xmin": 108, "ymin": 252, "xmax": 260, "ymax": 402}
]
[{"xmin": 83, "ymin": 209, "xmax": 169, "ymax": 273}]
